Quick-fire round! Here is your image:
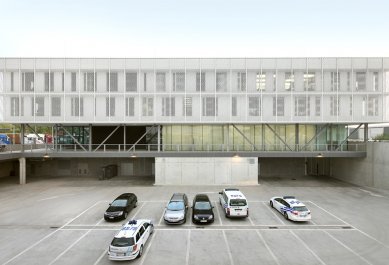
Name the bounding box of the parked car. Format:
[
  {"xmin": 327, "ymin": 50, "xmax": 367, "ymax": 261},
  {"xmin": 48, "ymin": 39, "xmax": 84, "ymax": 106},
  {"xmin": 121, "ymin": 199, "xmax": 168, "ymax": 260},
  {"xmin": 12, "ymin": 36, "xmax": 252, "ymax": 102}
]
[
  {"xmin": 269, "ymin": 196, "xmax": 311, "ymax": 222},
  {"xmin": 163, "ymin": 193, "xmax": 189, "ymax": 224},
  {"xmin": 108, "ymin": 219, "xmax": 154, "ymax": 261},
  {"xmin": 219, "ymin": 188, "xmax": 249, "ymax": 218},
  {"xmin": 104, "ymin": 193, "xmax": 137, "ymax": 221},
  {"xmin": 192, "ymin": 194, "xmax": 214, "ymax": 224}
]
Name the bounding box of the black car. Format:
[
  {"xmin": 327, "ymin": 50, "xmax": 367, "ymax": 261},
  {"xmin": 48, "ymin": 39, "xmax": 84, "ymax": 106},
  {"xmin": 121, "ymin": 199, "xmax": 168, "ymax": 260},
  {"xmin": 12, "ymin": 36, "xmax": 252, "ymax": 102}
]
[
  {"xmin": 192, "ymin": 194, "xmax": 214, "ymax": 224},
  {"xmin": 104, "ymin": 193, "xmax": 137, "ymax": 221}
]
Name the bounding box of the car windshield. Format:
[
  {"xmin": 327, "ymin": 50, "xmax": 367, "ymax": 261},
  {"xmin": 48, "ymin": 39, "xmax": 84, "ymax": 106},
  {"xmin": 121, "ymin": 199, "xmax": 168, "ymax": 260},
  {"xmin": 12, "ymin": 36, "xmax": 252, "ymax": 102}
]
[
  {"xmin": 111, "ymin": 199, "xmax": 127, "ymax": 207},
  {"xmin": 167, "ymin": 201, "xmax": 185, "ymax": 211},
  {"xmin": 230, "ymin": 199, "xmax": 247, "ymax": 206},
  {"xmin": 111, "ymin": 237, "xmax": 135, "ymax": 247},
  {"xmin": 293, "ymin": 206, "xmax": 308, "ymax": 212},
  {"xmin": 194, "ymin": 201, "xmax": 211, "ymax": 210}
]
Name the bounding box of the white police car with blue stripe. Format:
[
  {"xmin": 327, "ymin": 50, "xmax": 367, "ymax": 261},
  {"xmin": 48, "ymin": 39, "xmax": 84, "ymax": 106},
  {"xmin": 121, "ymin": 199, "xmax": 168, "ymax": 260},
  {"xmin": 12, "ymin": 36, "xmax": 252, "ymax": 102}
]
[{"xmin": 270, "ymin": 196, "xmax": 311, "ymax": 221}]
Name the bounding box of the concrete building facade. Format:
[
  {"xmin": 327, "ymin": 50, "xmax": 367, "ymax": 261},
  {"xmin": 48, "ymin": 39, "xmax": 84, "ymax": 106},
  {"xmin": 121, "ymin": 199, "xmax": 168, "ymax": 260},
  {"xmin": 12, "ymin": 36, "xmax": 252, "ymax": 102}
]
[{"xmin": 1, "ymin": 58, "xmax": 388, "ymax": 185}]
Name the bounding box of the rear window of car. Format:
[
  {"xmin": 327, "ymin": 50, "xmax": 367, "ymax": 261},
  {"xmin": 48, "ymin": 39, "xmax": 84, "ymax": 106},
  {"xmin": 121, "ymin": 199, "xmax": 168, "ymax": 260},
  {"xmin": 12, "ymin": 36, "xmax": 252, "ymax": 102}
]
[
  {"xmin": 111, "ymin": 199, "xmax": 127, "ymax": 207},
  {"xmin": 229, "ymin": 199, "xmax": 247, "ymax": 206},
  {"xmin": 111, "ymin": 237, "xmax": 135, "ymax": 247},
  {"xmin": 194, "ymin": 201, "xmax": 211, "ymax": 210},
  {"xmin": 167, "ymin": 201, "xmax": 185, "ymax": 211},
  {"xmin": 293, "ymin": 206, "xmax": 308, "ymax": 211}
]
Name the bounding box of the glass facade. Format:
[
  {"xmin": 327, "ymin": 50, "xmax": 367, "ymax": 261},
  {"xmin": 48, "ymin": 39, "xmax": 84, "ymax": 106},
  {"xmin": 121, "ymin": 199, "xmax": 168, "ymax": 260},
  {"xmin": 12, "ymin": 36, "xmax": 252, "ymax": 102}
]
[{"xmin": 162, "ymin": 124, "xmax": 347, "ymax": 152}]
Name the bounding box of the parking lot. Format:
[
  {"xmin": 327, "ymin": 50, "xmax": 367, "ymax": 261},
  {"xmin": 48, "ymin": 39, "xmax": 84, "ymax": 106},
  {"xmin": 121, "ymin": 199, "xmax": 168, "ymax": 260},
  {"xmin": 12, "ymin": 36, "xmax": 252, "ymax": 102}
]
[{"xmin": 0, "ymin": 175, "xmax": 389, "ymax": 265}]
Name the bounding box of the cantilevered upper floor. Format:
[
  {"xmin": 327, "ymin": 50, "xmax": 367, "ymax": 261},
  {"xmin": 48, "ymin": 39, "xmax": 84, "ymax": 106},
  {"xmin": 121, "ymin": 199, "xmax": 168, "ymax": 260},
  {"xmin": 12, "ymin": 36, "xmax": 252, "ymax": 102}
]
[{"xmin": 1, "ymin": 58, "xmax": 389, "ymax": 124}]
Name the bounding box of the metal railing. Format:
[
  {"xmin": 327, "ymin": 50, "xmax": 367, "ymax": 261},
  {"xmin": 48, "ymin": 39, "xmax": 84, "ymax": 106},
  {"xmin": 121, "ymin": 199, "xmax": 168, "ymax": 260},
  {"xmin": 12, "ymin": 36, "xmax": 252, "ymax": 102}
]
[{"xmin": 0, "ymin": 142, "xmax": 367, "ymax": 154}]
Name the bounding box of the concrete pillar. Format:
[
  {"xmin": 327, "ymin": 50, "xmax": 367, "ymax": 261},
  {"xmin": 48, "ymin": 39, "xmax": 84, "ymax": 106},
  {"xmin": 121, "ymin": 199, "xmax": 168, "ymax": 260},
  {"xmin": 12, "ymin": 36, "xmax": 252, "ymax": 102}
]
[
  {"xmin": 364, "ymin": 123, "xmax": 368, "ymax": 142},
  {"xmin": 89, "ymin": 124, "xmax": 92, "ymax": 152},
  {"xmin": 19, "ymin": 157, "xmax": 26, "ymax": 185}
]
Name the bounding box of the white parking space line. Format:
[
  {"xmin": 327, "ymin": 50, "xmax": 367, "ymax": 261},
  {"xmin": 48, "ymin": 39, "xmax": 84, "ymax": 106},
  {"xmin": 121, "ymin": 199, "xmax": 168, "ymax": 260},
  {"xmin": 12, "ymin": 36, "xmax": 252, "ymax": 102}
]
[
  {"xmin": 93, "ymin": 248, "xmax": 108, "ymax": 265},
  {"xmin": 248, "ymin": 216, "xmax": 255, "ymax": 226},
  {"xmin": 48, "ymin": 230, "xmax": 92, "ymax": 265},
  {"xmin": 323, "ymin": 230, "xmax": 374, "ymax": 265},
  {"xmin": 290, "ymin": 231, "xmax": 327, "ymax": 265},
  {"xmin": 2, "ymin": 200, "xmax": 104, "ymax": 265},
  {"xmin": 131, "ymin": 201, "xmax": 146, "ymax": 219},
  {"xmin": 358, "ymin": 188, "xmax": 385, "ymax": 198},
  {"xmin": 307, "ymin": 201, "xmax": 351, "ymax": 225},
  {"xmin": 214, "ymin": 202, "xmax": 223, "ymax": 225},
  {"xmin": 37, "ymin": 193, "xmax": 76, "ymax": 202},
  {"xmin": 158, "ymin": 208, "xmax": 165, "ymax": 226},
  {"xmin": 185, "ymin": 230, "xmax": 191, "ymax": 265},
  {"xmin": 139, "ymin": 230, "xmax": 158, "ymax": 265},
  {"xmin": 222, "ymin": 230, "xmax": 235, "ymax": 265},
  {"xmin": 262, "ymin": 202, "xmax": 286, "ymax": 225},
  {"xmin": 255, "ymin": 230, "xmax": 281, "ymax": 265}
]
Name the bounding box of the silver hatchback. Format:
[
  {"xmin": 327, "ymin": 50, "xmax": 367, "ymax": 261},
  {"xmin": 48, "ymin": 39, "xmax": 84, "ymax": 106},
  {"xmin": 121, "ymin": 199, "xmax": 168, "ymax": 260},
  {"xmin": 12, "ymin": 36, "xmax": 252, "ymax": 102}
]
[{"xmin": 163, "ymin": 193, "xmax": 189, "ymax": 224}]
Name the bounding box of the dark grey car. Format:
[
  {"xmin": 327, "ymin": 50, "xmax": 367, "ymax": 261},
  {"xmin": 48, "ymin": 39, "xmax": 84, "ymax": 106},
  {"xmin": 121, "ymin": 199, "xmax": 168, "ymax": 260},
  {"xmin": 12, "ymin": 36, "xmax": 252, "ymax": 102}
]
[{"xmin": 163, "ymin": 193, "xmax": 189, "ymax": 224}]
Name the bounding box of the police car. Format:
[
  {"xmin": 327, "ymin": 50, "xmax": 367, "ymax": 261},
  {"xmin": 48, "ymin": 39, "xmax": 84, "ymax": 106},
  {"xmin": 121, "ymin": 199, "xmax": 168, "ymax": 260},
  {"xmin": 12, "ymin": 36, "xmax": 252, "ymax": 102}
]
[
  {"xmin": 269, "ymin": 196, "xmax": 311, "ymax": 222},
  {"xmin": 219, "ymin": 188, "xmax": 249, "ymax": 218},
  {"xmin": 108, "ymin": 219, "xmax": 154, "ymax": 261}
]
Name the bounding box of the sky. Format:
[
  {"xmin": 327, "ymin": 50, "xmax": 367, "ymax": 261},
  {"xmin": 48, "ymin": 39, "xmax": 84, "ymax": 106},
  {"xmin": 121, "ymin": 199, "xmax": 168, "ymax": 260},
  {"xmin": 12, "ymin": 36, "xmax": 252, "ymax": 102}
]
[{"xmin": 1, "ymin": 0, "xmax": 389, "ymax": 57}]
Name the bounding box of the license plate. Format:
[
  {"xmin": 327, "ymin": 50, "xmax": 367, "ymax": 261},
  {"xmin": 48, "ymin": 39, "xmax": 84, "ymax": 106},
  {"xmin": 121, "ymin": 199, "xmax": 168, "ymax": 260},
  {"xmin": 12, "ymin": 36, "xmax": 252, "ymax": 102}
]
[
  {"xmin": 200, "ymin": 220, "xmax": 207, "ymax": 223},
  {"xmin": 109, "ymin": 217, "xmax": 114, "ymax": 219},
  {"xmin": 300, "ymin": 214, "xmax": 307, "ymax": 217}
]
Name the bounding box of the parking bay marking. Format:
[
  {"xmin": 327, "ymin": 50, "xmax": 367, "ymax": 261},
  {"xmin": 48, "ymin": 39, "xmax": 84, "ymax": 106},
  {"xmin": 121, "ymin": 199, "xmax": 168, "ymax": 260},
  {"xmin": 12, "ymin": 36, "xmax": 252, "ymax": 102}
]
[
  {"xmin": 308, "ymin": 201, "xmax": 389, "ymax": 249},
  {"xmin": 290, "ymin": 230, "xmax": 327, "ymax": 265},
  {"xmin": 262, "ymin": 202, "xmax": 286, "ymax": 225},
  {"xmin": 255, "ymin": 230, "xmax": 281, "ymax": 265},
  {"xmin": 2, "ymin": 200, "xmax": 105, "ymax": 265}
]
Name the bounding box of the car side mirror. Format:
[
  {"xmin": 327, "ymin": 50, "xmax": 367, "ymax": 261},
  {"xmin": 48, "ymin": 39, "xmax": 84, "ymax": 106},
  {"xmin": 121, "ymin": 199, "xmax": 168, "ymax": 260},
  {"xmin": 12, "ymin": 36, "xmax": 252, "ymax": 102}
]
[
  {"xmin": 218, "ymin": 192, "xmax": 222, "ymax": 195},
  {"xmin": 109, "ymin": 203, "xmax": 111, "ymax": 206}
]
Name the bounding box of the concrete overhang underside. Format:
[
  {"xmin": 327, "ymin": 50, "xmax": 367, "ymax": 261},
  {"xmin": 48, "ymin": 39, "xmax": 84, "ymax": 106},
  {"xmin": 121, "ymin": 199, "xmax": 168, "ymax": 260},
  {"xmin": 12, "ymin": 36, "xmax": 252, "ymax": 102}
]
[{"xmin": 0, "ymin": 151, "xmax": 366, "ymax": 161}]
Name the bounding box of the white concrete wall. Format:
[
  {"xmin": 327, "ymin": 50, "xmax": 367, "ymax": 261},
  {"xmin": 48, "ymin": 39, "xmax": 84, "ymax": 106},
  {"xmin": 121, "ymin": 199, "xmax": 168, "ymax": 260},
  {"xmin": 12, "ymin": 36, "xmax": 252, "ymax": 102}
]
[
  {"xmin": 331, "ymin": 142, "xmax": 389, "ymax": 190},
  {"xmin": 155, "ymin": 157, "xmax": 258, "ymax": 185}
]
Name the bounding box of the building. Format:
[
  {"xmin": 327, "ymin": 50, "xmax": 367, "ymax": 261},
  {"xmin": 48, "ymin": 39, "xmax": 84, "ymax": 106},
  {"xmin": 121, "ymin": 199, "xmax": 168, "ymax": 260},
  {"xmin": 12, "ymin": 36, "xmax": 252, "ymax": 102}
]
[{"xmin": 0, "ymin": 58, "xmax": 388, "ymax": 185}]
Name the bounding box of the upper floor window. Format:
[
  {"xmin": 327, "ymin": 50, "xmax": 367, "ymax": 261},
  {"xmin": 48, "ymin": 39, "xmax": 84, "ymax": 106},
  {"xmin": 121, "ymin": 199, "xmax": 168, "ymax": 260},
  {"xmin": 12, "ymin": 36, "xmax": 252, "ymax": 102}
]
[
  {"xmin": 237, "ymin": 72, "xmax": 246, "ymax": 91},
  {"xmin": 11, "ymin": 97, "xmax": 23, "ymax": 116},
  {"xmin": 32, "ymin": 97, "xmax": 44, "ymax": 116},
  {"xmin": 126, "ymin": 72, "xmax": 137, "ymax": 92},
  {"xmin": 156, "ymin": 72, "xmax": 166, "ymax": 91},
  {"xmin": 125, "ymin": 97, "xmax": 135, "ymax": 116},
  {"xmin": 107, "ymin": 72, "xmax": 118, "ymax": 92},
  {"xmin": 184, "ymin": 97, "xmax": 192, "ymax": 116},
  {"xmin": 22, "ymin": 72, "xmax": 34, "ymax": 91},
  {"xmin": 162, "ymin": 97, "xmax": 175, "ymax": 116},
  {"xmin": 83, "ymin": 72, "xmax": 95, "ymax": 92},
  {"xmin": 330, "ymin": 96, "xmax": 339, "ymax": 116},
  {"xmin": 173, "ymin": 72, "xmax": 185, "ymax": 91},
  {"xmin": 355, "ymin": 72, "xmax": 366, "ymax": 91},
  {"xmin": 315, "ymin": 96, "xmax": 321, "ymax": 117},
  {"xmin": 71, "ymin": 97, "xmax": 83, "ymax": 116},
  {"xmin": 202, "ymin": 97, "xmax": 217, "ymax": 116},
  {"xmin": 216, "ymin": 72, "xmax": 227, "ymax": 91},
  {"xmin": 51, "ymin": 97, "xmax": 61, "ymax": 116},
  {"xmin": 44, "ymin": 72, "xmax": 54, "ymax": 92},
  {"xmin": 106, "ymin": 97, "xmax": 115, "ymax": 117},
  {"xmin": 331, "ymin": 72, "xmax": 339, "ymax": 91},
  {"xmin": 304, "ymin": 72, "xmax": 315, "ymax": 91},
  {"xmin": 71, "ymin": 72, "xmax": 77, "ymax": 91},
  {"xmin": 256, "ymin": 73, "xmax": 266, "ymax": 91},
  {"xmin": 373, "ymin": 72, "xmax": 379, "ymax": 91},
  {"xmin": 284, "ymin": 72, "xmax": 294, "ymax": 91},
  {"xmin": 142, "ymin": 97, "xmax": 153, "ymax": 116},
  {"xmin": 196, "ymin": 72, "xmax": 205, "ymax": 91},
  {"xmin": 368, "ymin": 96, "xmax": 379, "ymax": 116},
  {"xmin": 248, "ymin": 97, "xmax": 260, "ymax": 116},
  {"xmin": 273, "ymin": 97, "xmax": 284, "ymax": 116},
  {"xmin": 294, "ymin": 96, "xmax": 310, "ymax": 116},
  {"xmin": 231, "ymin": 97, "xmax": 237, "ymax": 116}
]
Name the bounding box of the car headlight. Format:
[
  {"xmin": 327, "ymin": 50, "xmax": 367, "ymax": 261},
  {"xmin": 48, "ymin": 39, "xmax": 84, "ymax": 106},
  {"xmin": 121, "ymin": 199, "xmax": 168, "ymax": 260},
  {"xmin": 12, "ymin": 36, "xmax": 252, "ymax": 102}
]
[
  {"xmin": 208, "ymin": 215, "xmax": 213, "ymax": 220},
  {"xmin": 194, "ymin": 215, "xmax": 199, "ymax": 220},
  {"xmin": 117, "ymin": 211, "xmax": 123, "ymax": 216}
]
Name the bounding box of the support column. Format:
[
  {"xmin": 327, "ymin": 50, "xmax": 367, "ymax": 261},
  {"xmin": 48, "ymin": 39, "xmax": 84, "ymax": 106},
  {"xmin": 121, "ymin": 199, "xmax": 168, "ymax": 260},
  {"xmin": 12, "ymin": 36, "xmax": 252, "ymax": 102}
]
[
  {"xmin": 295, "ymin": 124, "xmax": 299, "ymax": 151},
  {"xmin": 157, "ymin": 125, "xmax": 161, "ymax": 152},
  {"xmin": 19, "ymin": 157, "xmax": 26, "ymax": 185},
  {"xmin": 21, "ymin": 124, "xmax": 25, "ymax": 153},
  {"xmin": 364, "ymin": 123, "xmax": 368, "ymax": 142},
  {"xmin": 89, "ymin": 124, "xmax": 92, "ymax": 152}
]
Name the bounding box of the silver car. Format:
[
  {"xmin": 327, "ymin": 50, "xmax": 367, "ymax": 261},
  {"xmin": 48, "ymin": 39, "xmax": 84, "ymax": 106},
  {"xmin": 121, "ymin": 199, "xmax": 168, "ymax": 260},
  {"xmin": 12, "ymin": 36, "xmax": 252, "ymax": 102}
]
[{"xmin": 163, "ymin": 193, "xmax": 189, "ymax": 224}]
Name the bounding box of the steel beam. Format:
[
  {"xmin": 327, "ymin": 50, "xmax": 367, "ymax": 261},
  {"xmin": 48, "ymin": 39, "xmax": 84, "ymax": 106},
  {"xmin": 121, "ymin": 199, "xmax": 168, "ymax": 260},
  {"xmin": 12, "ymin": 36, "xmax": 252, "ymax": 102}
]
[
  {"xmin": 300, "ymin": 124, "xmax": 329, "ymax": 151},
  {"xmin": 60, "ymin": 126, "xmax": 87, "ymax": 152},
  {"xmin": 336, "ymin": 123, "xmax": 363, "ymax": 151},
  {"xmin": 265, "ymin": 124, "xmax": 293, "ymax": 151},
  {"xmin": 93, "ymin": 125, "xmax": 121, "ymax": 152},
  {"xmin": 232, "ymin": 124, "xmax": 257, "ymax": 151},
  {"xmin": 128, "ymin": 125, "xmax": 156, "ymax": 152}
]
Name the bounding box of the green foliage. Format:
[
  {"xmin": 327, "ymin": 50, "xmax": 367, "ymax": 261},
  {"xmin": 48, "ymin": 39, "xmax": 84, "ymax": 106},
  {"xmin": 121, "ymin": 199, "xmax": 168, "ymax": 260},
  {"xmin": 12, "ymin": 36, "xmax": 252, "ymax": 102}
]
[{"xmin": 373, "ymin": 134, "xmax": 389, "ymax": 141}]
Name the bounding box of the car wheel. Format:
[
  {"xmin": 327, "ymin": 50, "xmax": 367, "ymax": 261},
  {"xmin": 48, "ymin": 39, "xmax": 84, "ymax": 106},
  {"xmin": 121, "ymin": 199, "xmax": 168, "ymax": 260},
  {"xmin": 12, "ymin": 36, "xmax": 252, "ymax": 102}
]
[
  {"xmin": 137, "ymin": 245, "xmax": 143, "ymax": 258},
  {"xmin": 270, "ymin": 201, "xmax": 273, "ymax": 208},
  {"xmin": 284, "ymin": 211, "xmax": 289, "ymax": 220},
  {"xmin": 134, "ymin": 201, "xmax": 138, "ymax": 208}
]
